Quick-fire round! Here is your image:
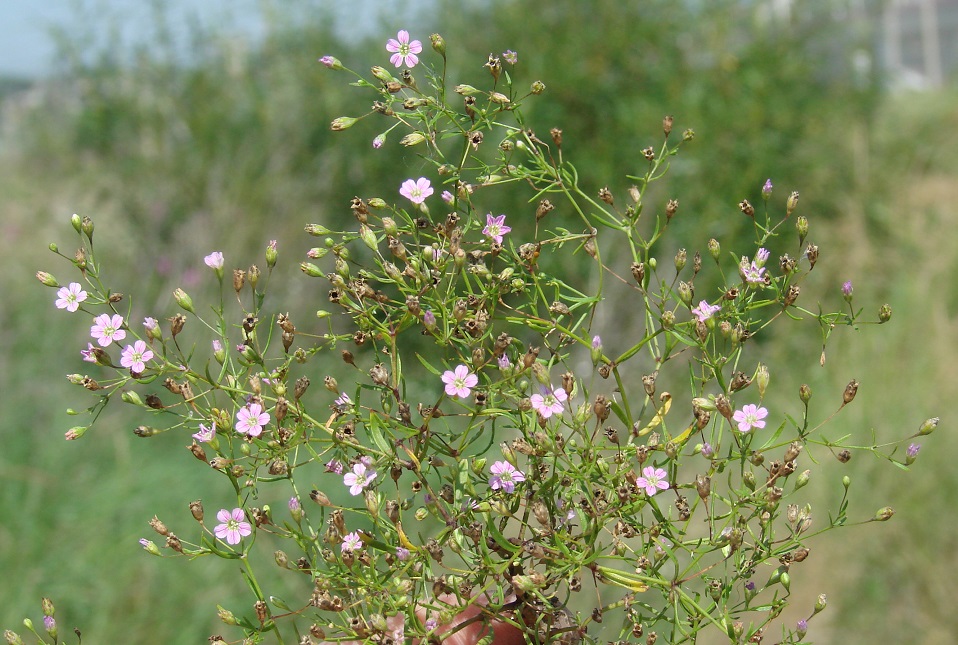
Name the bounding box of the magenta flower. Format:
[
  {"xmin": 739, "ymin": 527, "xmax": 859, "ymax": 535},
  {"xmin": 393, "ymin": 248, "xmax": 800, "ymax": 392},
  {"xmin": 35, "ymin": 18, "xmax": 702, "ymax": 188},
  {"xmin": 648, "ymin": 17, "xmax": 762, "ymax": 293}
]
[
  {"xmin": 55, "ymin": 282, "xmax": 87, "ymax": 312},
  {"xmin": 90, "ymin": 313, "xmax": 126, "ymax": 347},
  {"xmin": 636, "ymin": 466, "xmax": 670, "ymax": 496},
  {"xmin": 396, "ymin": 546, "xmax": 410, "ymax": 560},
  {"xmin": 530, "ymin": 386, "xmax": 568, "ymax": 419},
  {"xmin": 701, "ymin": 442, "xmax": 714, "ymax": 458},
  {"xmin": 482, "ymin": 214, "xmax": 512, "ymax": 244},
  {"xmin": 732, "ymin": 403, "xmax": 768, "ymax": 433},
  {"xmin": 341, "ymin": 531, "xmax": 363, "ymax": 553},
  {"xmin": 842, "ymin": 280, "xmax": 853, "ymax": 299},
  {"xmin": 235, "ymin": 402, "xmax": 270, "ymax": 437},
  {"xmin": 204, "ymin": 251, "xmax": 224, "ymax": 271},
  {"xmin": 400, "ymin": 177, "xmax": 433, "ymax": 204},
  {"xmin": 214, "ymin": 508, "xmax": 252, "ymax": 545},
  {"xmin": 120, "ymin": 340, "xmax": 154, "ymax": 373},
  {"xmin": 442, "ymin": 364, "xmax": 478, "ymax": 398},
  {"xmin": 755, "ymin": 248, "xmax": 770, "ymax": 266},
  {"xmin": 325, "ymin": 459, "xmax": 344, "ymax": 474},
  {"xmin": 372, "ymin": 134, "xmax": 385, "ymax": 149},
  {"xmin": 489, "ymin": 460, "xmax": 525, "ymax": 493},
  {"xmin": 691, "ymin": 300, "xmax": 721, "ymax": 323},
  {"xmin": 385, "ymin": 30, "xmax": 423, "ymax": 68},
  {"xmin": 344, "ymin": 462, "xmax": 377, "ymax": 495},
  {"xmin": 743, "ymin": 262, "xmax": 766, "ymax": 285}
]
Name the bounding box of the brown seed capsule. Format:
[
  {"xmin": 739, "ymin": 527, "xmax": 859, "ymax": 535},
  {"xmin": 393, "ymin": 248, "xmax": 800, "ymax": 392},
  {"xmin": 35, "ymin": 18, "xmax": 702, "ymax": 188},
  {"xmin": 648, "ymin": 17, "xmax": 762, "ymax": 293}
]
[
  {"xmin": 663, "ymin": 115, "xmax": 673, "ymax": 137},
  {"xmin": 666, "ymin": 199, "xmax": 678, "ymax": 221},
  {"xmin": 842, "ymin": 379, "xmax": 859, "ymax": 405},
  {"xmin": 166, "ymin": 533, "xmax": 183, "ymax": 553},
  {"xmin": 536, "ymin": 199, "xmax": 555, "ymax": 221},
  {"xmin": 642, "ymin": 372, "xmax": 657, "ymax": 397},
  {"xmin": 739, "ymin": 199, "xmax": 755, "ymax": 217},
  {"xmin": 188, "ymin": 442, "xmax": 207, "ymax": 462},
  {"xmin": 837, "ymin": 449, "xmax": 852, "ymax": 463},
  {"xmin": 150, "ymin": 516, "xmax": 170, "ymax": 536}
]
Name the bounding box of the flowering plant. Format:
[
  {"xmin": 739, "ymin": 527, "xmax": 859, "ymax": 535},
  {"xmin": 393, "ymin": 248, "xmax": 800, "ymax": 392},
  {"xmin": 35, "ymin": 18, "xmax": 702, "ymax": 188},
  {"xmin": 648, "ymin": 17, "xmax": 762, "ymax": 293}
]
[{"xmin": 25, "ymin": 32, "xmax": 939, "ymax": 645}]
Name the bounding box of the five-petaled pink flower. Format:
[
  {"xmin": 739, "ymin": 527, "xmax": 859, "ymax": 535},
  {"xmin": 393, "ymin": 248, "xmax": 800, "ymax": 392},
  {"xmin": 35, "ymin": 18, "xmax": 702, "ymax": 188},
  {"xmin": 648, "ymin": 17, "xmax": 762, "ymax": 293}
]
[
  {"xmin": 399, "ymin": 177, "xmax": 433, "ymax": 205},
  {"xmin": 90, "ymin": 313, "xmax": 126, "ymax": 347},
  {"xmin": 636, "ymin": 466, "xmax": 670, "ymax": 496},
  {"xmin": 344, "ymin": 462, "xmax": 377, "ymax": 495},
  {"xmin": 482, "ymin": 214, "xmax": 512, "ymax": 244},
  {"xmin": 55, "ymin": 282, "xmax": 87, "ymax": 312},
  {"xmin": 214, "ymin": 508, "xmax": 252, "ymax": 545},
  {"xmin": 530, "ymin": 386, "xmax": 568, "ymax": 419},
  {"xmin": 691, "ymin": 300, "xmax": 721, "ymax": 323},
  {"xmin": 733, "ymin": 403, "xmax": 768, "ymax": 433},
  {"xmin": 385, "ymin": 30, "xmax": 422, "ymax": 68},
  {"xmin": 235, "ymin": 402, "xmax": 270, "ymax": 437},
  {"xmin": 441, "ymin": 364, "xmax": 478, "ymax": 398},
  {"xmin": 489, "ymin": 460, "xmax": 525, "ymax": 493},
  {"xmin": 120, "ymin": 340, "xmax": 154, "ymax": 373},
  {"xmin": 341, "ymin": 531, "xmax": 363, "ymax": 553}
]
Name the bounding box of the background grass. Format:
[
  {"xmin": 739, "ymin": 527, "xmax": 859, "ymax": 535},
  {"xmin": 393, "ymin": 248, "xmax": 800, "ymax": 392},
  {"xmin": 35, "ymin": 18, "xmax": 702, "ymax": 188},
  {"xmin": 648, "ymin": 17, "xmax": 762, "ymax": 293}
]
[{"xmin": 1, "ymin": 1, "xmax": 955, "ymax": 642}]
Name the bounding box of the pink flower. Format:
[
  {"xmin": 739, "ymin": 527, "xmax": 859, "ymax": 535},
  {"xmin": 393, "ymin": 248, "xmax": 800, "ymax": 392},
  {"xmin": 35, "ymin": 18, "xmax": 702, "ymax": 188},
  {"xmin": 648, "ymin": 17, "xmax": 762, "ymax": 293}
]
[
  {"xmin": 441, "ymin": 190, "xmax": 454, "ymax": 204},
  {"xmin": 341, "ymin": 531, "xmax": 363, "ymax": 552},
  {"xmin": 193, "ymin": 423, "xmax": 215, "ymax": 443},
  {"xmin": 482, "ymin": 214, "xmax": 512, "ymax": 244},
  {"xmin": 743, "ymin": 262, "xmax": 766, "ymax": 285},
  {"xmin": 530, "ymin": 386, "xmax": 568, "ymax": 419},
  {"xmin": 385, "ymin": 30, "xmax": 423, "ymax": 68},
  {"xmin": 755, "ymin": 248, "xmax": 770, "ymax": 266},
  {"xmin": 214, "ymin": 508, "xmax": 252, "ymax": 545},
  {"xmin": 318, "ymin": 55, "xmax": 342, "ymax": 70},
  {"xmin": 55, "ymin": 282, "xmax": 87, "ymax": 312},
  {"xmin": 636, "ymin": 466, "xmax": 669, "ymax": 496},
  {"xmin": 400, "ymin": 177, "xmax": 433, "ymax": 204},
  {"xmin": 204, "ymin": 251, "xmax": 224, "ymax": 271},
  {"xmin": 489, "ymin": 460, "xmax": 525, "ymax": 493},
  {"xmin": 691, "ymin": 300, "xmax": 721, "ymax": 323},
  {"xmin": 372, "ymin": 134, "xmax": 385, "ymax": 149},
  {"xmin": 120, "ymin": 340, "xmax": 154, "ymax": 373},
  {"xmin": 325, "ymin": 459, "xmax": 344, "ymax": 474},
  {"xmin": 334, "ymin": 392, "xmax": 352, "ymax": 409},
  {"xmin": 732, "ymin": 403, "xmax": 768, "ymax": 433},
  {"xmin": 842, "ymin": 280, "xmax": 853, "ymax": 298},
  {"xmin": 80, "ymin": 343, "xmax": 98, "ymax": 363},
  {"xmin": 344, "ymin": 462, "xmax": 377, "ymax": 495},
  {"xmin": 502, "ymin": 50, "xmax": 518, "ymax": 64},
  {"xmin": 235, "ymin": 402, "xmax": 270, "ymax": 437},
  {"xmin": 90, "ymin": 313, "xmax": 126, "ymax": 347},
  {"xmin": 441, "ymin": 364, "xmax": 478, "ymax": 398}
]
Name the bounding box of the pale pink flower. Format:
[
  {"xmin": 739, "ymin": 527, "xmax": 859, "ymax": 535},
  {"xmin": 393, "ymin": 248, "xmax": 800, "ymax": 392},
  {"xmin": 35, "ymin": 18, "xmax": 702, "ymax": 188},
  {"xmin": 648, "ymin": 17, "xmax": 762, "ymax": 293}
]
[
  {"xmin": 90, "ymin": 313, "xmax": 126, "ymax": 347},
  {"xmin": 214, "ymin": 507, "xmax": 252, "ymax": 545},
  {"xmin": 502, "ymin": 50, "xmax": 518, "ymax": 64},
  {"xmin": 385, "ymin": 30, "xmax": 423, "ymax": 68},
  {"xmin": 755, "ymin": 248, "xmax": 770, "ymax": 266},
  {"xmin": 193, "ymin": 423, "xmax": 215, "ymax": 443},
  {"xmin": 55, "ymin": 282, "xmax": 87, "ymax": 312},
  {"xmin": 400, "ymin": 177, "xmax": 433, "ymax": 204},
  {"xmin": 732, "ymin": 403, "xmax": 768, "ymax": 433},
  {"xmin": 441, "ymin": 364, "xmax": 478, "ymax": 398},
  {"xmin": 489, "ymin": 460, "xmax": 525, "ymax": 493},
  {"xmin": 341, "ymin": 531, "xmax": 363, "ymax": 552},
  {"xmin": 482, "ymin": 214, "xmax": 512, "ymax": 244},
  {"xmin": 372, "ymin": 134, "xmax": 385, "ymax": 149},
  {"xmin": 318, "ymin": 55, "xmax": 342, "ymax": 70},
  {"xmin": 691, "ymin": 300, "xmax": 721, "ymax": 323},
  {"xmin": 120, "ymin": 340, "xmax": 154, "ymax": 373},
  {"xmin": 204, "ymin": 251, "xmax": 224, "ymax": 270},
  {"xmin": 636, "ymin": 466, "xmax": 670, "ymax": 496},
  {"xmin": 743, "ymin": 262, "xmax": 766, "ymax": 285},
  {"xmin": 343, "ymin": 462, "xmax": 377, "ymax": 495},
  {"xmin": 325, "ymin": 459, "xmax": 344, "ymax": 474},
  {"xmin": 235, "ymin": 402, "xmax": 270, "ymax": 437},
  {"xmin": 80, "ymin": 343, "xmax": 98, "ymax": 363},
  {"xmin": 530, "ymin": 386, "xmax": 568, "ymax": 419},
  {"xmin": 441, "ymin": 190, "xmax": 454, "ymax": 204}
]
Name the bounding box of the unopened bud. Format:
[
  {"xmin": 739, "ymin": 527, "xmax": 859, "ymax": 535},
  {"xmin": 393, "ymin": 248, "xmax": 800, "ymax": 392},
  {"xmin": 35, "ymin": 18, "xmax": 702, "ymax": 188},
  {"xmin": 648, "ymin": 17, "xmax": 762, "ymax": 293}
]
[
  {"xmin": 36, "ymin": 271, "xmax": 59, "ymax": 287},
  {"xmin": 796, "ymin": 215, "xmax": 809, "ymax": 244},
  {"xmin": 873, "ymin": 506, "xmax": 895, "ymax": 522},
  {"xmin": 173, "ymin": 288, "xmax": 194, "ymax": 313},
  {"xmin": 879, "ymin": 303, "xmax": 892, "ymax": 323},
  {"xmin": 917, "ymin": 417, "xmax": 939, "ymax": 436},
  {"xmin": 786, "ymin": 191, "xmax": 799, "ymax": 217},
  {"xmin": 799, "ymin": 383, "xmax": 812, "ymax": 404},
  {"xmin": 430, "ymin": 33, "xmax": 446, "ymax": 57}
]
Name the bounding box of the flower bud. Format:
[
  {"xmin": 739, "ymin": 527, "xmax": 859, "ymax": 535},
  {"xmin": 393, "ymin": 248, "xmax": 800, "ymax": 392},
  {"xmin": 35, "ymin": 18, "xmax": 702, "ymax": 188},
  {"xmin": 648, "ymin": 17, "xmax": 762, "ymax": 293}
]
[
  {"xmin": 781, "ymin": 187, "xmax": 799, "ymax": 214},
  {"xmin": 660, "ymin": 310, "xmax": 675, "ymax": 330},
  {"xmin": 217, "ymin": 606, "xmax": 239, "ymax": 626},
  {"xmin": 799, "ymin": 383, "xmax": 812, "ymax": 404},
  {"xmin": 430, "ymin": 33, "xmax": 446, "ymax": 57},
  {"xmin": 917, "ymin": 417, "xmax": 939, "ymax": 436},
  {"xmin": 873, "ymin": 506, "xmax": 895, "ymax": 522},
  {"xmin": 36, "ymin": 271, "xmax": 59, "ymax": 287},
  {"xmin": 81, "ymin": 215, "xmax": 95, "ymax": 241},
  {"xmin": 318, "ymin": 55, "xmax": 343, "ymax": 70},
  {"xmin": 814, "ymin": 593, "xmax": 827, "ymax": 614},
  {"xmin": 70, "ymin": 213, "xmax": 83, "ymax": 234},
  {"xmin": 139, "ymin": 538, "xmax": 161, "ymax": 556},
  {"xmin": 300, "ymin": 262, "xmax": 323, "ymax": 277},
  {"xmin": 330, "ymin": 117, "xmax": 357, "ymax": 131},
  {"xmin": 879, "ymin": 303, "xmax": 892, "ymax": 323},
  {"xmin": 266, "ymin": 240, "xmax": 278, "ymax": 268},
  {"xmin": 707, "ymin": 238, "xmax": 721, "ymax": 263},
  {"xmin": 400, "ymin": 132, "xmax": 426, "ymax": 146},
  {"xmin": 795, "ymin": 469, "xmax": 810, "ymax": 490},
  {"xmin": 796, "ymin": 215, "xmax": 809, "ymax": 245},
  {"xmin": 674, "ymin": 248, "xmax": 687, "ymax": 272},
  {"xmin": 173, "ymin": 288, "xmax": 195, "ymax": 313}
]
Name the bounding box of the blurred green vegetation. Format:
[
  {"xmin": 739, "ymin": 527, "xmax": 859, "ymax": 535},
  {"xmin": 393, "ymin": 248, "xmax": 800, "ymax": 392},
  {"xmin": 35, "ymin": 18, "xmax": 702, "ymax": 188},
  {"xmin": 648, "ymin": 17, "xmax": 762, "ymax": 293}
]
[{"xmin": 1, "ymin": 0, "xmax": 955, "ymax": 642}]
